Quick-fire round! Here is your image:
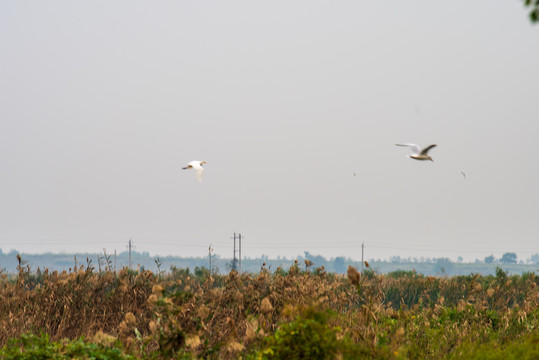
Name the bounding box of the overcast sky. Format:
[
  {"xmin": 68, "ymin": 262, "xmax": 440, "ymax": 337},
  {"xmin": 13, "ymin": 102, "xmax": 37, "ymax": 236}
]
[{"xmin": 1, "ymin": 1, "xmax": 538, "ymax": 262}]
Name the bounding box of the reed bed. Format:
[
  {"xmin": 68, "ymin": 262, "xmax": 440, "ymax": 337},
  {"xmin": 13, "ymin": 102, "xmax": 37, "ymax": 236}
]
[{"xmin": 0, "ymin": 260, "xmax": 537, "ymax": 359}]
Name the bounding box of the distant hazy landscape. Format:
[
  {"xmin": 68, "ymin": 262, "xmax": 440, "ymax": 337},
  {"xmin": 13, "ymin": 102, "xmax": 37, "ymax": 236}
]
[{"xmin": 1, "ymin": 249, "xmax": 536, "ymax": 276}]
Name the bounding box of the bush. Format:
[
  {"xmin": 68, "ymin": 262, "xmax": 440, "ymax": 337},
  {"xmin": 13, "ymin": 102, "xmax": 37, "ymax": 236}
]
[
  {"xmin": 387, "ymin": 270, "xmax": 416, "ymax": 279},
  {"xmin": 0, "ymin": 333, "xmax": 134, "ymax": 360},
  {"xmin": 252, "ymin": 306, "xmax": 363, "ymax": 360},
  {"xmin": 449, "ymin": 331, "xmax": 539, "ymax": 359}
]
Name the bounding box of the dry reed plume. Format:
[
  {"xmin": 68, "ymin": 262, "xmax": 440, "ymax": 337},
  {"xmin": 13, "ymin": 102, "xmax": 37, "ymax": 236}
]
[{"xmin": 0, "ymin": 260, "xmax": 537, "ymax": 359}]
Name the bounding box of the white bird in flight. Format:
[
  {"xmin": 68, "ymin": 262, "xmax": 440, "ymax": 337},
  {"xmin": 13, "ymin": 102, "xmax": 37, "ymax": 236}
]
[
  {"xmin": 182, "ymin": 160, "xmax": 207, "ymax": 182},
  {"xmin": 395, "ymin": 143, "xmax": 437, "ymax": 162}
]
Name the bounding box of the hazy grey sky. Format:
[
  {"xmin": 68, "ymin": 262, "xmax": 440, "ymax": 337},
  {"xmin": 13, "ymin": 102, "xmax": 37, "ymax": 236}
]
[{"xmin": 1, "ymin": 1, "xmax": 538, "ymax": 262}]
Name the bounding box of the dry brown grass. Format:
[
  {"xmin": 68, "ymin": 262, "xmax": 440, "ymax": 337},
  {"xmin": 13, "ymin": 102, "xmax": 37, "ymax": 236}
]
[{"xmin": 0, "ymin": 262, "xmax": 537, "ymax": 359}]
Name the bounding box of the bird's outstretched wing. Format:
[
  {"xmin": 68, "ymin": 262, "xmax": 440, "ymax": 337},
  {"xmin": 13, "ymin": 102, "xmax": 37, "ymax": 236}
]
[
  {"xmin": 395, "ymin": 143, "xmax": 420, "ymax": 155},
  {"xmin": 420, "ymin": 144, "xmax": 437, "ymax": 155}
]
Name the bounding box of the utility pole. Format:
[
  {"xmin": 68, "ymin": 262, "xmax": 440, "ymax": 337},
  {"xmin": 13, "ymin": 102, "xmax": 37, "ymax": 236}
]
[
  {"xmin": 232, "ymin": 233, "xmax": 237, "ymax": 271},
  {"xmin": 128, "ymin": 238, "xmax": 133, "ymax": 270},
  {"xmin": 209, "ymin": 244, "xmax": 213, "ymax": 274},
  {"xmin": 238, "ymin": 233, "xmax": 242, "ymax": 273},
  {"xmin": 231, "ymin": 232, "xmax": 243, "ymax": 272},
  {"xmin": 361, "ymin": 242, "xmax": 365, "ymax": 272}
]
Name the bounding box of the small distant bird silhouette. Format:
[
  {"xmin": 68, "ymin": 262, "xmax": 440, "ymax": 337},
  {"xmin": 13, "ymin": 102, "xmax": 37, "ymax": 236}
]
[
  {"xmin": 182, "ymin": 160, "xmax": 207, "ymax": 182},
  {"xmin": 395, "ymin": 143, "xmax": 437, "ymax": 162},
  {"xmin": 459, "ymin": 171, "xmax": 466, "ymax": 179}
]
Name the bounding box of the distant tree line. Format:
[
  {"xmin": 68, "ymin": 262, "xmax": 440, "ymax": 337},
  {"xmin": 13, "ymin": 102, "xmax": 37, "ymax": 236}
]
[
  {"xmin": 484, "ymin": 252, "xmax": 519, "ymax": 264},
  {"xmin": 1, "ymin": 248, "xmax": 538, "ymax": 277}
]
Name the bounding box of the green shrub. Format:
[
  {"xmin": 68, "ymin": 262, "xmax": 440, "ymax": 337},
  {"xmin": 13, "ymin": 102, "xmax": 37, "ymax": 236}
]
[
  {"xmin": 0, "ymin": 333, "xmax": 135, "ymax": 360},
  {"xmin": 448, "ymin": 331, "xmax": 539, "ymax": 360},
  {"xmin": 252, "ymin": 306, "xmax": 365, "ymax": 360},
  {"xmin": 387, "ymin": 270, "xmax": 416, "ymax": 279}
]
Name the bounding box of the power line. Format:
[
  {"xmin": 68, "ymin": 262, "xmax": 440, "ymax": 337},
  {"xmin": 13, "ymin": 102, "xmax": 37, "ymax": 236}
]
[
  {"xmin": 1, "ymin": 236, "xmax": 535, "ymax": 257},
  {"xmin": 1, "ymin": 237, "xmax": 535, "ymax": 252}
]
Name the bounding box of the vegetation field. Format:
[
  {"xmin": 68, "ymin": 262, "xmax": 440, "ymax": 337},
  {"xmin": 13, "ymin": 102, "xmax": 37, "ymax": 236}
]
[{"xmin": 0, "ymin": 259, "xmax": 537, "ymax": 359}]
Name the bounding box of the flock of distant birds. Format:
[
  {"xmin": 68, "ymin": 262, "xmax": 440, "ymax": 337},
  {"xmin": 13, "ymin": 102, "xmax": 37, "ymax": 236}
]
[{"xmin": 182, "ymin": 143, "xmax": 466, "ymax": 182}]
